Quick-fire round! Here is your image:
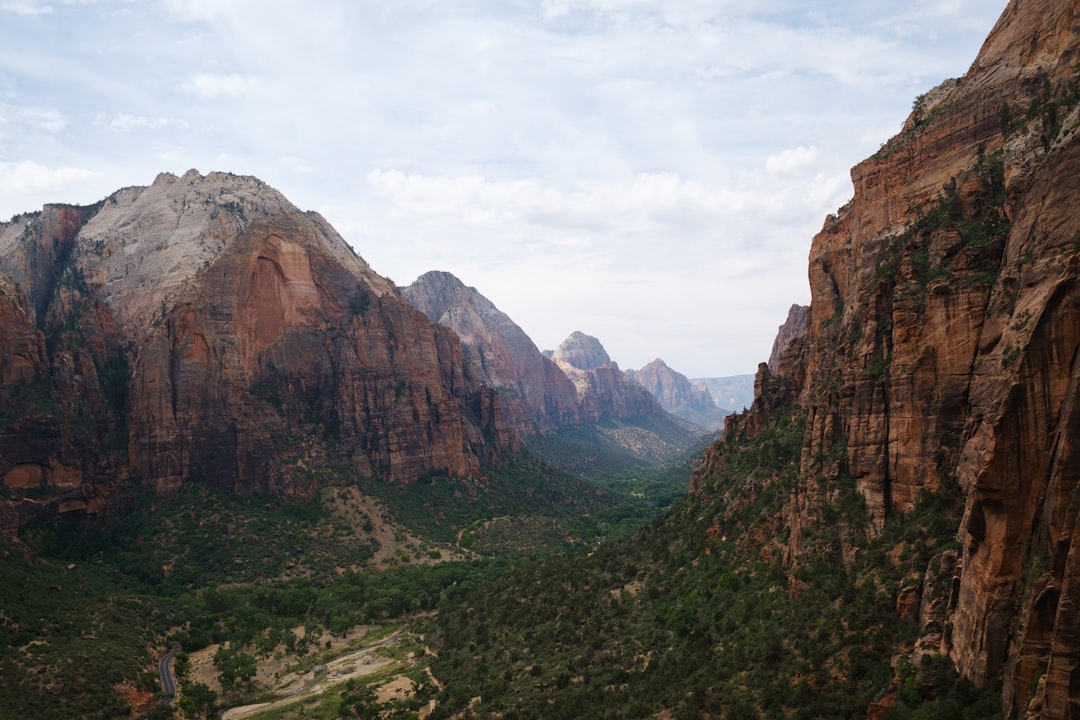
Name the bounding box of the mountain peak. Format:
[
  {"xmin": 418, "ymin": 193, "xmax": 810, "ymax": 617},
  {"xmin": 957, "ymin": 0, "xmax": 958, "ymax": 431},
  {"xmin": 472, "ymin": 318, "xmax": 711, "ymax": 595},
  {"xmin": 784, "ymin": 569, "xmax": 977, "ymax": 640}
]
[
  {"xmin": 402, "ymin": 272, "xmax": 582, "ymax": 434},
  {"xmin": 70, "ymin": 169, "xmax": 392, "ymax": 336},
  {"xmin": 551, "ymin": 331, "xmax": 611, "ymax": 372}
]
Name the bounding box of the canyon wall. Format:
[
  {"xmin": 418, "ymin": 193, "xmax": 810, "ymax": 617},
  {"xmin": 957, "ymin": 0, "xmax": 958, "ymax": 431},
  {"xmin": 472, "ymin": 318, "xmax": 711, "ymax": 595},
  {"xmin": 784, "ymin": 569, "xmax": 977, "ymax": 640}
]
[
  {"xmin": 0, "ymin": 171, "xmax": 516, "ymax": 523},
  {"xmin": 701, "ymin": 1, "xmax": 1080, "ymax": 716}
]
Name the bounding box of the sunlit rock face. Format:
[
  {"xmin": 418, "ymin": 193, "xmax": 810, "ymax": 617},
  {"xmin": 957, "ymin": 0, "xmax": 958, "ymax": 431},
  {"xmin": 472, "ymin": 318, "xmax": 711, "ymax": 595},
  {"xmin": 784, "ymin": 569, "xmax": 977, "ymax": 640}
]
[
  {"xmin": 0, "ymin": 170, "xmax": 517, "ymax": 526},
  {"xmin": 696, "ymin": 1, "xmax": 1080, "ymax": 716},
  {"xmin": 551, "ymin": 330, "xmax": 611, "ymax": 374}
]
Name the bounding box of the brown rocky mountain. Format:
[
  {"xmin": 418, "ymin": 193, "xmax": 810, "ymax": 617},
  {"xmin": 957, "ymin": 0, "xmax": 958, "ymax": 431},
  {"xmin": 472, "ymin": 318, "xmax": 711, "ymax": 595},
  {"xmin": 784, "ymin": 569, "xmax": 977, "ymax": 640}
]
[
  {"xmin": 403, "ymin": 280, "xmax": 694, "ymax": 438},
  {"xmin": 0, "ymin": 170, "xmax": 519, "ymax": 527},
  {"xmin": 698, "ymin": 1, "xmax": 1080, "ymax": 716},
  {"xmin": 401, "ymin": 270, "xmax": 582, "ymax": 434},
  {"xmin": 549, "ymin": 331, "xmax": 664, "ymax": 422},
  {"xmin": 625, "ymin": 358, "xmax": 726, "ymax": 431}
]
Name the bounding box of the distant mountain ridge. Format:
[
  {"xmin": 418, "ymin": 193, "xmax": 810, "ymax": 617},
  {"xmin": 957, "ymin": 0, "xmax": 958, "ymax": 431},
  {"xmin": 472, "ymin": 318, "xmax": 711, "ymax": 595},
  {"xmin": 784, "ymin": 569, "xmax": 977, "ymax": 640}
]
[
  {"xmin": 625, "ymin": 358, "xmax": 727, "ymax": 431},
  {"xmin": 401, "ymin": 270, "xmax": 581, "ymax": 435},
  {"xmin": 691, "ymin": 374, "xmax": 754, "ymax": 412},
  {"xmin": 402, "ymin": 279, "xmax": 704, "ymax": 468}
]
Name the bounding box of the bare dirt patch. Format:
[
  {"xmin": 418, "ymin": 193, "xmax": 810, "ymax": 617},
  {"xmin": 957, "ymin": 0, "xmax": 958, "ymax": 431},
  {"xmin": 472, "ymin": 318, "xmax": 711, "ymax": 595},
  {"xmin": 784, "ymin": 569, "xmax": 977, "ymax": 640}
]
[
  {"xmin": 218, "ymin": 628, "xmax": 409, "ymax": 720},
  {"xmin": 375, "ymin": 674, "xmax": 414, "ymax": 703},
  {"xmin": 321, "ymin": 486, "xmax": 472, "ymax": 569},
  {"xmin": 188, "ymin": 623, "xmax": 384, "ymax": 697}
]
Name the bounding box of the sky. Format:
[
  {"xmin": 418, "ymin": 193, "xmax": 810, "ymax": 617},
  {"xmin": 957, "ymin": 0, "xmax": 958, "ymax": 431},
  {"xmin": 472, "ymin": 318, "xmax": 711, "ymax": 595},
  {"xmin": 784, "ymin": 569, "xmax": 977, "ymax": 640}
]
[{"xmin": 0, "ymin": 0, "xmax": 1006, "ymax": 377}]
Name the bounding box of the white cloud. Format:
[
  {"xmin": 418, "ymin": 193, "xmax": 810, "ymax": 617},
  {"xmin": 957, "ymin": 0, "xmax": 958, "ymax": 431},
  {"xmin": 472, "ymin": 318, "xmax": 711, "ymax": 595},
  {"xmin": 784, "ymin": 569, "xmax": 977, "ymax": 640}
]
[
  {"xmin": 0, "ymin": 160, "xmax": 96, "ymax": 193},
  {"xmin": 180, "ymin": 73, "xmax": 259, "ymax": 99},
  {"xmin": 0, "ymin": 0, "xmax": 1008, "ymax": 375},
  {"xmin": 765, "ymin": 145, "xmax": 819, "ymax": 174},
  {"xmin": 2, "ymin": 1, "xmax": 52, "ymax": 15},
  {"xmin": 97, "ymin": 113, "xmax": 188, "ymax": 132},
  {"xmin": 0, "ymin": 105, "xmax": 66, "ymax": 132}
]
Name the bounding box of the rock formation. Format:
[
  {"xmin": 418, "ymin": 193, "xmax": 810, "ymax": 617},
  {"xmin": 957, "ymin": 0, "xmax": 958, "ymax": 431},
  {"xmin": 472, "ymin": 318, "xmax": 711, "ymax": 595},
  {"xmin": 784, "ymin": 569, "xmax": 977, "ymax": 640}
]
[
  {"xmin": 767, "ymin": 304, "xmax": 808, "ymax": 375},
  {"xmin": 404, "ymin": 281, "xmax": 685, "ymax": 434},
  {"xmin": 550, "ymin": 332, "xmax": 664, "ymax": 422},
  {"xmin": 625, "ymin": 358, "xmax": 726, "ymax": 431},
  {"xmin": 551, "ymin": 330, "xmax": 611, "ymax": 375},
  {"xmin": 402, "ymin": 270, "xmax": 582, "ymax": 434},
  {"xmin": 696, "ymin": 1, "xmax": 1080, "ymax": 717},
  {"xmin": 0, "ymin": 170, "xmax": 517, "ymax": 525}
]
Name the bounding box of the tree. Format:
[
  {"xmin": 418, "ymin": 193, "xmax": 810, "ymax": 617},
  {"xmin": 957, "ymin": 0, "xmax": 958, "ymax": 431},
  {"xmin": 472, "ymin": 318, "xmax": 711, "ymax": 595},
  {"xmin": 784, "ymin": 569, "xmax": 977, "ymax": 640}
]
[{"xmin": 213, "ymin": 646, "xmax": 257, "ymax": 690}]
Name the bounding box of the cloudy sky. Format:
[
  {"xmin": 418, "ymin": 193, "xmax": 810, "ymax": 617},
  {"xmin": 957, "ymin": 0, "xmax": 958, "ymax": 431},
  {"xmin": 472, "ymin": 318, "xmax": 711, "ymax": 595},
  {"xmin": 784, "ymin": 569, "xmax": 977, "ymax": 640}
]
[{"xmin": 0, "ymin": 0, "xmax": 1005, "ymax": 377}]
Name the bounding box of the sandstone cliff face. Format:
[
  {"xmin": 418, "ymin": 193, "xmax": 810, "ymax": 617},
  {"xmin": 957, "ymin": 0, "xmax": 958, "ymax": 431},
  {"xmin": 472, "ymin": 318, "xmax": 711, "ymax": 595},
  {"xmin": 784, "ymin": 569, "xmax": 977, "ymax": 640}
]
[
  {"xmin": 705, "ymin": 1, "xmax": 1080, "ymax": 717},
  {"xmin": 686, "ymin": 2, "xmax": 1075, "ymax": 716},
  {"xmin": 402, "ymin": 271, "xmax": 582, "ymax": 435},
  {"xmin": 0, "ymin": 171, "xmax": 517, "ymax": 524},
  {"xmin": 0, "ymin": 206, "xmax": 130, "ymax": 524},
  {"xmin": 626, "ymin": 358, "xmax": 726, "ymax": 431},
  {"xmin": 0, "ymin": 274, "xmax": 44, "ymax": 395},
  {"xmin": 0, "ymin": 203, "xmax": 93, "ymax": 323}
]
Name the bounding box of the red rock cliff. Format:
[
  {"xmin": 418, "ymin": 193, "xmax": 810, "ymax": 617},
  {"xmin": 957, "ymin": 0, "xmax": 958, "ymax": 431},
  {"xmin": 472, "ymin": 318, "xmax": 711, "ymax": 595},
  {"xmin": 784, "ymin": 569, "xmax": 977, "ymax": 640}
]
[
  {"xmin": 702, "ymin": 1, "xmax": 1080, "ymax": 716},
  {"xmin": 0, "ymin": 171, "xmax": 518, "ymax": 523}
]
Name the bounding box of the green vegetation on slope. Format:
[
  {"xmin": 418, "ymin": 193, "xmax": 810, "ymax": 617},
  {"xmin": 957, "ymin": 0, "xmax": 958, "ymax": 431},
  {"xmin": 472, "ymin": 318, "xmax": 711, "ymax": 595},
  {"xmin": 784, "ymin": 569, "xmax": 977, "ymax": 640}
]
[
  {"xmin": 1, "ymin": 445, "xmax": 689, "ymax": 718},
  {"xmin": 424, "ymin": 404, "xmax": 1001, "ymax": 719},
  {"xmin": 0, "ymin": 535, "xmax": 185, "ymax": 720},
  {"xmin": 353, "ymin": 451, "xmax": 619, "ymax": 546},
  {"xmin": 526, "ymin": 413, "xmax": 712, "ymax": 477}
]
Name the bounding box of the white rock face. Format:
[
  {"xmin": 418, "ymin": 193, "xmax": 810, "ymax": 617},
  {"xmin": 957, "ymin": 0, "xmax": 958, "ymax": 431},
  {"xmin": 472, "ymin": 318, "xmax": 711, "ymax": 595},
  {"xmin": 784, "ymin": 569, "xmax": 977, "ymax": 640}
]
[
  {"xmin": 551, "ymin": 330, "xmax": 612, "ymax": 373},
  {"xmin": 74, "ymin": 169, "xmax": 393, "ymax": 337}
]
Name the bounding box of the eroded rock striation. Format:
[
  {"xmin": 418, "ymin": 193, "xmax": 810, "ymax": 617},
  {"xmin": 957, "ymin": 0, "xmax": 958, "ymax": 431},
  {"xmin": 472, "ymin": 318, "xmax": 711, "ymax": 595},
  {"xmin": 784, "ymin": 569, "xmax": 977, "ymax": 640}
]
[
  {"xmin": 767, "ymin": 304, "xmax": 808, "ymax": 375},
  {"xmin": 0, "ymin": 170, "xmax": 516, "ymax": 524},
  {"xmin": 695, "ymin": 1, "xmax": 1080, "ymax": 717}
]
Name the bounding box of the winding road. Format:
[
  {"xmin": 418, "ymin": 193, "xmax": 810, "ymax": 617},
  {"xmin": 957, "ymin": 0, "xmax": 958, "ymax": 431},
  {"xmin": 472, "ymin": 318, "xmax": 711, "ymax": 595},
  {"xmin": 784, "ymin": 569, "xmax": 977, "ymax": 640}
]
[
  {"xmin": 158, "ymin": 645, "xmax": 181, "ymax": 702},
  {"xmin": 131, "ymin": 647, "xmax": 181, "ymax": 720}
]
